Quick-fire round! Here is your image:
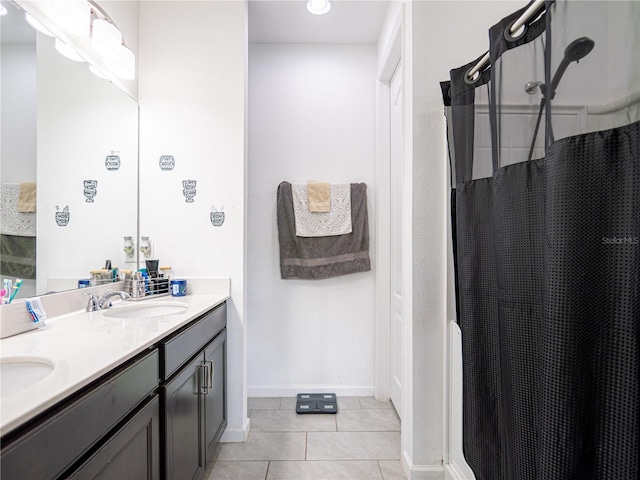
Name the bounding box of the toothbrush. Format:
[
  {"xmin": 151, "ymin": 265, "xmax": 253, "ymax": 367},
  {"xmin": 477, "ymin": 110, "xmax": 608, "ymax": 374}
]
[
  {"xmin": 9, "ymin": 279, "xmax": 23, "ymax": 303},
  {"xmin": 2, "ymin": 279, "xmax": 11, "ymax": 304},
  {"xmin": 0, "ymin": 288, "xmax": 6, "ymax": 305}
]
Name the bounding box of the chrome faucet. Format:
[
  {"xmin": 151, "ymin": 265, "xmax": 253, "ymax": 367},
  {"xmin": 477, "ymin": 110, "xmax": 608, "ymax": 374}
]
[
  {"xmin": 85, "ymin": 289, "xmax": 131, "ymax": 312},
  {"xmin": 98, "ymin": 289, "xmax": 131, "ymax": 310},
  {"xmin": 84, "ymin": 293, "xmax": 100, "ymax": 312}
]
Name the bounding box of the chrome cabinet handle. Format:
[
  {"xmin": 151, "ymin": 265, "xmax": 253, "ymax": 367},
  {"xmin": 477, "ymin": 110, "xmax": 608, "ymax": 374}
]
[
  {"xmin": 199, "ymin": 364, "xmax": 209, "ymax": 395},
  {"xmin": 204, "ymin": 360, "xmax": 213, "ymax": 393},
  {"xmin": 200, "ymin": 360, "xmax": 214, "ymax": 394}
]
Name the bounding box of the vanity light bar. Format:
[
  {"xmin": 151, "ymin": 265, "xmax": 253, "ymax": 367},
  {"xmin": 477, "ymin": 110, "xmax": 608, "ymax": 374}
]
[
  {"xmin": 53, "ymin": 0, "xmax": 90, "ymax": 37},
  {"xmin": 27, "ymin": 0, "xmax": 136, "ymax": 80},
  {"xmin": 87, "ymin": 0, "xmax": 135, "ymax": 80}
]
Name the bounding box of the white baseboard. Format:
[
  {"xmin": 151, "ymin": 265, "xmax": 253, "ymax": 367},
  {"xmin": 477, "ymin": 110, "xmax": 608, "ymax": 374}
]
[
  {"xmin": 220, "ymin": 416, "xmax": 250, "ymax": 443},
  {"xmin": 402, "ymin": 450, "xmax": 445, "ymax": 480},
  {"xmin": 247, "ymin": 384, "xmax": 375, "ymax": 398},
  {"xmin": 444, "ymin": 462, "xmax": 475, "ymax": 480}
]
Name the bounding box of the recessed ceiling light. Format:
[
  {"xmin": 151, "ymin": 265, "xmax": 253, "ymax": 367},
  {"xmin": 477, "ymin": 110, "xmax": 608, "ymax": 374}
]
[
  {"xmin": 0, "ymin": 5, "xmax": 8, "ymax": 16},
  {"xmin": 307, "ymin": 0, "xmax": 332, "ymax": 16}
]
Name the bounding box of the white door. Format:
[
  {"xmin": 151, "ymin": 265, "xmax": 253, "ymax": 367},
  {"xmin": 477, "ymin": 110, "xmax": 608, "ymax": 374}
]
[{"xmin": 389, "ymin": 60, "xmax": 403, "ymax": 417}]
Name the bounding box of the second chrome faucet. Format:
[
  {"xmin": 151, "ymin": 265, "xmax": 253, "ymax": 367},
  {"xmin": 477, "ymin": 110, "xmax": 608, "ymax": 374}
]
[{"xmin": 85, "ymin": 289, "xmax": 131, "ymax": 312}]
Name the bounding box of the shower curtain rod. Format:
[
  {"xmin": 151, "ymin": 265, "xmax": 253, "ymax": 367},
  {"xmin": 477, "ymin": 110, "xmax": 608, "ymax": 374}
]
[{"xmin": 466, "ymin": 0, "xmax": 546, "ymax": 80}]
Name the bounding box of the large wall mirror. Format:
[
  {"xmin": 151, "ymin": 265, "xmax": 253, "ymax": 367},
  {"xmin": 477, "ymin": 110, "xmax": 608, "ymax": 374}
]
[{"xmin": 0, "ymin": 0, "xmax": 138, "ymax": 299}]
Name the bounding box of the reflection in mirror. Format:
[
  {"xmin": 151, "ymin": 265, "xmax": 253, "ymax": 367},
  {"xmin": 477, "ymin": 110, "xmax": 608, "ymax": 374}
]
[{"xmin": 0, "ymin": 1, "xmax": 138, "ymax": 300}]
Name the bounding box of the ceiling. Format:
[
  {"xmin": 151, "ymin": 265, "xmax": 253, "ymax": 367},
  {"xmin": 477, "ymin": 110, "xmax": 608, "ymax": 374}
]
[
  {"xmin": 2, "ymin": 0, "xmax": 390, "ymax": 45},
  {"xmin": 248, "ymin": 0, "xmax": 390, "ymax": 44}
]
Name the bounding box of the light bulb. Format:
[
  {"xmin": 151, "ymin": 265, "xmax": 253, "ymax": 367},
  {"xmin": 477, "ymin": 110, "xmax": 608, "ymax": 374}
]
[
  {"xmin": 25, "ymin": 13, "xmax": 55, "ymax": 37},
  {"xmin": 91, "ymin": 18, "xmax": 122, "ymax": 60},
  {"xmin": 54, "ymin": 0, "xmax": 90, "ymax": 37},
  {"xmin": 108, "ymin": 44, "xmax": 135, "ymax": 80}
]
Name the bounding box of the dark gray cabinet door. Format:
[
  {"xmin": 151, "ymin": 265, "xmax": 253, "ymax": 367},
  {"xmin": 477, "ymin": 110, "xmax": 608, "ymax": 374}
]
[
  {"xmin": 163, "ymin": 353, "xmax": 205, "ymax": 480},
  {"xmin": 0, "ymin": 351, "xmax": 158, "ymax": 480},
  {"xmin": 160, "ymin": 305, "xmax": 227, "ymax": 480},
  {"xmin": 204, "ymin": 329, "xmax": 227, "ymax": 461},
  {"xmin": 69, "ymin": 396, "xmax": 160, "ymax": 480}
]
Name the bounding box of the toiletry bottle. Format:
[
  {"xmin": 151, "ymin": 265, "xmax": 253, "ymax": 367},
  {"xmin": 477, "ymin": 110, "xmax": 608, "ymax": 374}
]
[
  {"xmin": 134, "ymin": 271, "xmax": 144, "ymax": 297},
  {"xmin": 160, "ymin": 266, "xmax": 173, "ymax": 279},
  {"xmin": 139, "ymin": 268, "xmax": 149, "ymax": 293},
  {"xmin": 90, "ymin": 270, "xmax": 102, "ymax": 286}
]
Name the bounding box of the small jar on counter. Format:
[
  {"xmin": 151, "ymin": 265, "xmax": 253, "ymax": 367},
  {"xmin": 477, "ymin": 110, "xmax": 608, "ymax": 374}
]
[
  {"xmin": 170, "ymin": 279, "xmax": 187, "ymax": 297},
  {"xmin": 89, "ymin": 270, "xmax": 105, "ymax": 286},
  {"xmin": 159, "ymin": 266, "xmax": 173, "ymax": 279}
]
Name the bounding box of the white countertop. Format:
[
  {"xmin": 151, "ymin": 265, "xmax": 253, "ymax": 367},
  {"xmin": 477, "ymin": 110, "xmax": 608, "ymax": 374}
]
[{"xmin": 0, "ymin": 293, "xmax": 228, "ymax": 436}]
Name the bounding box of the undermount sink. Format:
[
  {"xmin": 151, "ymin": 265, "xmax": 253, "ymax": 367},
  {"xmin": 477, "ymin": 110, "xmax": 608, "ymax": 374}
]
[
  {"xmin": 1, "ymin": 356, "xmax": 55, "ymax": 399},
  {"xmin": 101, "ymin": 301, "xmax": 189, "ymax": 319}
]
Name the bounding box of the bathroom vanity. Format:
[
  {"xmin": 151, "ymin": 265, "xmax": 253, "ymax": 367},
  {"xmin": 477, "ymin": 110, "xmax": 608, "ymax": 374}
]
[{"xmin": 0, "ymin": 293, "xmax": 228, "ymax": 480}]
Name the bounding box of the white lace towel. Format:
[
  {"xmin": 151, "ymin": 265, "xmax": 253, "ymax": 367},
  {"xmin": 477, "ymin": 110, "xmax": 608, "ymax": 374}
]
[
  {"xmin": 292, "ymin": 184, "xmax": 352, "ymax": 237},
  {"xmin": 1, "ymin": 184, "xmax": 36, "ymax": 236}
]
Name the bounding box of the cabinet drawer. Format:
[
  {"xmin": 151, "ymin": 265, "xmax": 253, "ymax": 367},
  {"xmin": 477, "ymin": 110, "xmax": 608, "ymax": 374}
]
[
  {"xmin": 69, "ymin": 395, "xmax": 160, "ymax": 480},
  {"xmin": 161, "ymin": 302, "xmax": 226, "ymax": 380},
  {"xmin": 0, "ymin": 350, "xmax": 159, "ymax": 480}
]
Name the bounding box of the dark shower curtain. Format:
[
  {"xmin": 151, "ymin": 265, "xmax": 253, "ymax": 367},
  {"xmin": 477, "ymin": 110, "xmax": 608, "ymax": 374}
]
[{"xmin": 444, "ymin": 1, "xmax": 640, "ymax": 479}]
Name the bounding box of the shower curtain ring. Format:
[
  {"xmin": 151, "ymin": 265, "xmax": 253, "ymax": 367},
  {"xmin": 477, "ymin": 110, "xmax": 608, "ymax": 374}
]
[{"xmin": 504, "ymin": 18, "xmax": 528, "ymax": 42}]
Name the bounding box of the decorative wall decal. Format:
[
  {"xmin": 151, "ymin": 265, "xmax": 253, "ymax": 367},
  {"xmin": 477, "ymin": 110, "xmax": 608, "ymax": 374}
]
[
  {"xmin": 83, "ymin": 180, "xmax": 98, "ymax": 202},
  {"xmin": 105, "ymin": 155, "xmax": 121, "ymax": 171},
  {"xmin": 159, "ymin": 155, "xmax": 175, "ymax": 171},
  {"xmin": 182, "ymin": 180, "xmax": 197, "ymax": 203},
  {"xmin": 55, "ymin": 205, "xmax": 70, "ymax": 226},
  {"xmin": 210, "ymin": 205, "xmax": 225, "ymax": 226}
]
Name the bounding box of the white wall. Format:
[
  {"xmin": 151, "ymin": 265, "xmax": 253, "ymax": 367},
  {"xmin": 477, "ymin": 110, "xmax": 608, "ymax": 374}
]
[
  {"xmin": 405, "ymin": 1, "xmax": 521, "ymax": 478},
  {"xmin": 137, "ymin": 0, "xmax": 248, "ymax": 442},
  {"xmin": 1, "ymin": 43, "xmax": 37, "ymax": 183},
  {"xmin": 247, "ymin": 43, "xmax": 377, "ymax": 396}
]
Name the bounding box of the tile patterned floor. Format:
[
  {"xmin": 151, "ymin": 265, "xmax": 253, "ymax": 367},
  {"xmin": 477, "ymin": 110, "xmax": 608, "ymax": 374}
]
[{"xmin": 205, "ymin": 397, "xmax": 406, "ymax": 480}]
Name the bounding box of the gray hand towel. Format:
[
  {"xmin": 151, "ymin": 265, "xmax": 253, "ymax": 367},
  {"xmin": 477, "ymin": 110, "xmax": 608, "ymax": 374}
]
[{"xmin": 277, "ymin": 181, "xmax": 371, "ymax": 279}]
